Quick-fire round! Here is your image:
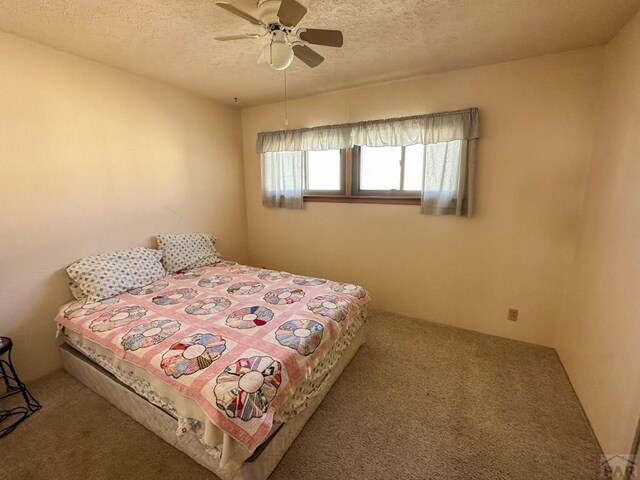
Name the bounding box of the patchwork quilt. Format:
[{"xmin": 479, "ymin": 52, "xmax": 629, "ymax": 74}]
[{"xmin": 54, "ymin": 261, "xmax": 370, "ymax": 452}]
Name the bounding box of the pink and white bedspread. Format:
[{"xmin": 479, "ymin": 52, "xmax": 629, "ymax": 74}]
[{"xmin": 54, "ymin": 261, "xmax": 370, "ymax": 453}]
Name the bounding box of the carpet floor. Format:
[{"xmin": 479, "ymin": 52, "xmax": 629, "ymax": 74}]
[{"xmin": 2, "ymin": 310, "xmax": 603, "ymax": 479}]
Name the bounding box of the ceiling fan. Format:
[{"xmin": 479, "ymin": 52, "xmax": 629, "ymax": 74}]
[{"xmin": 214, "ymin": 0, "xmax": 344, "ymax": 70}]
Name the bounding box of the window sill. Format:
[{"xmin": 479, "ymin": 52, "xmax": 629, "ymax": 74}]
[{"xmin": 304, "ymin": 195, "xmax": 421, "ymax": 205}]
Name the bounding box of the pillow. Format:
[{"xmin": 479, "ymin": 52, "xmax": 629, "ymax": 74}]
[
  {"xmin": 66, "ymin": 247, "xmax": 166, "ymax": 302},
  {"xmin": 68, "ymin": 280, "xmax": 86, "ymax": 301},
  {"xmin": 156, "ymin": 233, "xmax": 221, "ymax": 273}
]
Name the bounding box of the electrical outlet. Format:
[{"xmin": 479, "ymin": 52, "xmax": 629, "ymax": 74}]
[{"xmin": 508, "ymin": 308, "xmax": 519, "ymax": 321}]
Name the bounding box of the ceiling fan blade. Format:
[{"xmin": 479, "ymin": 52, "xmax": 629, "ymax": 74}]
[
  {"xmin": 299, "ymin": 29, "xmax": 344, "ymax": 47},
  {"xmin": 293, "ymin": 44, "xmax": 324, "ymax": 68},
  {"xmin": 215, "ymin": 2, "xmax": 264, "ymax": 26},
  {"xmin": 215, "ymin": 34, "xmax": 261, "ymax": 41},
  {"xmin": 277, "ymin": 0, "xmax": 307, "ymax": 27}
]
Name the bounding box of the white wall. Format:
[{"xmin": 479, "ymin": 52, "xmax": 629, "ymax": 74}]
[
  {"xmin": 555, "ymin": 10, "xmax": 640, "ymax": 456},
  {"xmin": 0, "ymin": 31, "xmax": 248, "ymax": 381},
  {"xmin": 241, "ymin": 48, "xmax": 604, "ymax": 347}
]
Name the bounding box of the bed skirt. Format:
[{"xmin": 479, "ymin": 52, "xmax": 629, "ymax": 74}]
[{"xmin": 60, "ymin": 325, "xmax": 366, "ymax": 480}]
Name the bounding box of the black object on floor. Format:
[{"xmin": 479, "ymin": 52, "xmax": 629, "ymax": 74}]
[{"xmin": 0, "ymin": 336, "xmax": 42, "ymax": 437}]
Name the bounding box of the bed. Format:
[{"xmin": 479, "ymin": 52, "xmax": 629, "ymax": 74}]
[{"xmin": 54, "ymin": 261, "xmax": 370, "ymax": 479}]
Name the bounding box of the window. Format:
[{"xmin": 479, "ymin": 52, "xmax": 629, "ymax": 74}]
[
  {"xmin": 304, "ymin": 149, "xmax": 345, "ymax": 195},
  {"xmin": 259, "ymin": 107, "xmax": 477, "ymax": 214},
  {"xmin": 354, "ymin": 145, "xmax": 424, "ymax": 195},
  {"xmin": 303, "ymin": 145, "xmax": 424, "ymax": 204}
]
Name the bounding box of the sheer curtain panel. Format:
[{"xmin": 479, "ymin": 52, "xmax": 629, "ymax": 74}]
[
  {"xmin": 421, "ymin": 139, "xmax": 476, "ymax": 216},
  {"xmin": 261, "ymin": 151, "xmax": 305, "ymax": 209}
]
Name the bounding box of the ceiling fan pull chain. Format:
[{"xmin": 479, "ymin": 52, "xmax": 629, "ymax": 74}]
[{"xmin": 284, "ymin": 68, "xmax": 289, "ymax": 126}]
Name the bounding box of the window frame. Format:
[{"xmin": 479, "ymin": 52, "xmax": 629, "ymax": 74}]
[
  {"xmin": 303, "ymin": 149, "xmax": 347, "ymax": 196},
  {"xmin": 303, "ymin": 146, "xmax": 422, "ymax": 205},
  {"xmin": 351, "ymin": 145, "xmax": 422, "ymax": 197}
]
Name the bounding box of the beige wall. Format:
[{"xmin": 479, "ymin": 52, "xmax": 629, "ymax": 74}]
[
  {"xmin": 241, "ymin": 48, "xmax": 604, "ymax": 347},
  {"xmin": 555, "ymin": 11, "xmax": 640, "ymax": 456},
  {"xmin": 3, "ymin": 12, "xmax": 636, "ymax": 456},
  {"xmin": 0, "ymin": 32, "xmax": 248, "ymax": 381}
]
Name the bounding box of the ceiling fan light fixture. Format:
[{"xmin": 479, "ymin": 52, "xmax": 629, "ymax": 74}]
[{"xmin": 262, "ymin": 33, "xmax": 294, "ymax": 70}]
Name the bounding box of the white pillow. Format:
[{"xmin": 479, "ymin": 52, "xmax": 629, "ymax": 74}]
[
  {"xmin": 66, "ymin": 247, "xmax": 166, "ymax": 302},
  {"xmin": 156, "ymin": 234, "xmax": 221, "ymax": 273}
]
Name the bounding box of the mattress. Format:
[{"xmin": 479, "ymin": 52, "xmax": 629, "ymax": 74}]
[
  {"xmin": 60, "ymin": 325, "xmax": 367, "ymax": 480},
  {"xmin": 54, "ymin": 261, "xmax": 370, "ymax": 475}
]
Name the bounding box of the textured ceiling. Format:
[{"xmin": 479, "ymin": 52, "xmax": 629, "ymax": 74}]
[{"xmin": 0, "ymin": 0, "xmax": 638, "ymax": 106}]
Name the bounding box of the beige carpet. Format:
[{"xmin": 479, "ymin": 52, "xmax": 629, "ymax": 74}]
[{"xmin": 2, "ymin": 311, "xmax": 604, "ymax": 480}]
